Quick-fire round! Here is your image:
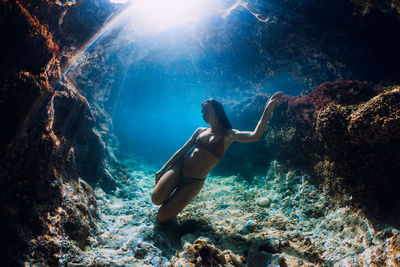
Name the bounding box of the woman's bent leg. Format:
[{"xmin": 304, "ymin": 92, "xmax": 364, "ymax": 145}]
[
  {"xmin": 157, "ymin": 182, "xmax": 204, "ymax": 222},
  {"xmin": 151, "ymin": 167, "xmax": 180, "ymax": 205}
]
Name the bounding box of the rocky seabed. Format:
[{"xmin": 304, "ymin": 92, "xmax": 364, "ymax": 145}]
[{"xmin": 65, "ymin": 160, "xmax": 400, "ymax": 266}]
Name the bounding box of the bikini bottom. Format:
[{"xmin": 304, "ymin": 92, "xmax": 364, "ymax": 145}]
[{"xmin": 179, "ymin": 159, "xmax": 205, "ymax": 186}]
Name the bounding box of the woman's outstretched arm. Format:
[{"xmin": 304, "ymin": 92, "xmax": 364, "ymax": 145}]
[
  {"xmin": 230, "ymin": 92, "xmax": 283, "ymax": 143},
  {"xmin": 156, "ymin": 127, "xmax": 204, "ymax": 181}
]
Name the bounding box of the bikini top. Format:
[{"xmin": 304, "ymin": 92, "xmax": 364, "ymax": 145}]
[{"xmin": 196, "ymin": 134, "xmax": 225, "ymax": 159}]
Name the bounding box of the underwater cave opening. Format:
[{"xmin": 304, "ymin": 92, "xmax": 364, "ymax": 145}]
[
  {"xmin": 3, "ymin": 0, "xmax": 400, "ymax": 265},
  {"xmin": 66, "ymin": 0, "xmax": 309, "ymax": 163}
]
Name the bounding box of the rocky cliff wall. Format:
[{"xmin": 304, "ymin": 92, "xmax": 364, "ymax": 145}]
[{"xmin": 0, "ymin": 0, "xmax": 119, "ymax": 265}]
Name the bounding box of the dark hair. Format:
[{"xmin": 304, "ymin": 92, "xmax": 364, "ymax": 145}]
[{"xmin": 202, "ymin": 98, "xmax": 232, "ymax": 130}]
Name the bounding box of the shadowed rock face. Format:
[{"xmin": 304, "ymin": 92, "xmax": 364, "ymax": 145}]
[
  {"xmin": 0, "ymin": 0, "xmax": 119, "ymax": 265},
  {"xmin": 314, "ymin": 86, "xmax": 400, "ymax": 216},
  {"xmin": 52, "ymin": 84, "xmax": 118, "ymax": 189}
]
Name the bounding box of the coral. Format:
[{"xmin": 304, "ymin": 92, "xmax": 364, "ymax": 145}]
[
  {"xmin": 171, "ymin": 237, "xmax": 245, "ymax": 267},
  {"xmin": 289, "ymin": 80, "xmax": 382, "ymax": 115}
]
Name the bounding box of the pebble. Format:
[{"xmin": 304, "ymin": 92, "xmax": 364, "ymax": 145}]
[
  {"xmin": 256, "ymin": 197, "xmax": 270, "ymax": 207},
  {"xmin": 244, "ymin": 221, "xmax": 258, "ymax": 233}
]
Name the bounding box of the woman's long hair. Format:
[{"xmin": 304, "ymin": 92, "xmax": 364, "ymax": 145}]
[{"xmin": 202, "ymin": 98, "xmax": 232, "ymax": 130}]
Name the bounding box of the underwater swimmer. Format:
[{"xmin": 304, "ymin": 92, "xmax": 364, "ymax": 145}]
[{"xmin": 151, "ymin": 92, "xmax": 283, "ymax": 222}]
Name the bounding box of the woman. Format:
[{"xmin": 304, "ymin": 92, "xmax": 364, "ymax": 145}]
[{"xmin": 152, "ymin": 92, "xmax": 283, "ymax": 222}]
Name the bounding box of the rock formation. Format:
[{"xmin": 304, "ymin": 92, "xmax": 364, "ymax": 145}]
[
  {"xmin": 225, "ymin": 81, "xmax": 400, "ymax": 224},
  {"xmin": 0, "ymin": 0, "xmax": 120, "ymax": 265}
]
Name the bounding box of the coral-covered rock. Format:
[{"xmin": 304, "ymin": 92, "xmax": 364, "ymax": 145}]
[
  {"xmin": 171, "ymin": 237, "xmax": 245, "ymax": 266},
  {"xmin": 291, "ymin": 80, "xmax": 382, "ymax": 111},
  {"xmin": 347, "ymin": 88, "xmax": 400, "ymax": 145},
  {"xmin": 227, "ymin": 81, "xmax": 400, "ymax": 221},
  {"xmin": 309, "ymin": 85, "xmax": 399, "ymax": 218},
  {"xmin": 315, "ymin": 87, "xmax": 400, "ymax": 215}
]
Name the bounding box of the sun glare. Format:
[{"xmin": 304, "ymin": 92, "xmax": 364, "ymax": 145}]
[{"xmin": 125, "ymin": 0, "xmax": 219, "ymax": 32}]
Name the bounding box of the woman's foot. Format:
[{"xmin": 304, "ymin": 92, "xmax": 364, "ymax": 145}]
[{"xmin": 154, "ymin": 217, "xmax": 181, "ymax": 246}]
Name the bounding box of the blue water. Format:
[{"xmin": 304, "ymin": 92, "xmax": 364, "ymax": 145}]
[{"xmin": 66, "ymin": 0, "xmax": 306, "ymax": 163}]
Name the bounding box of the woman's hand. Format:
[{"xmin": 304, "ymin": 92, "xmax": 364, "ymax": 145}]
[{"xmin": 266, "ymin": 91, "xmax": 283, "ymax": 110}]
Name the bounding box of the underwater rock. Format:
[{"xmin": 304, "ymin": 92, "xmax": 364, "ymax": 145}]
[
  {"xmin": 171, "ymin": 237, "xmax": 245, "ymax": 267},
  {"xmin": 347, "ymin": 87, "xmax": 400, "ymax": 145},
  {"xmin": 0, "ymin": 0, "xmax": 119, "ymax": 265},
  {"xmin": 230, "ymin": 81, "xmax": 400, "ymax": 219},
  {"xmin": 53, "ymin": 82, "xmax": 117, "ymax": 190},
  {"xmin": 243, "ymin": 221, "xmax": 259, "ymax": 234},
  {"xmin": 314, "ymin": 87, "xmax": 400, "ymax": 213},
  {"xmin": 335, "ymin": 232, "xmax": 400, "ymax": 266},
  {"xmin": 256, "ymin": 197, "xmax": 271, "ymax": 207}
]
